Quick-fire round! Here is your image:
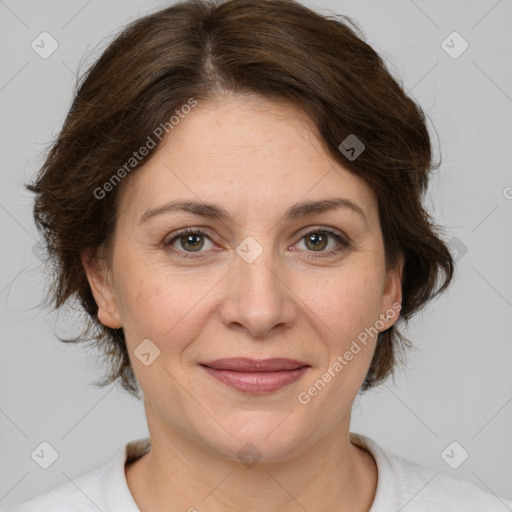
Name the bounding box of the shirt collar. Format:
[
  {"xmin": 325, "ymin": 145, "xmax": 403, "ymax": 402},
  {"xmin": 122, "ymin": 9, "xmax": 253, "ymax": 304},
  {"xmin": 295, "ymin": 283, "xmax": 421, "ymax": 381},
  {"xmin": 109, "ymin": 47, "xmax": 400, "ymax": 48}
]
[
  {"xmin": 102, "ymin": 437, "xmax": 151, "ymax": 511},
  {"xmin": 349, "ymin": 432, "xmax": 400, "ymax": 511}
]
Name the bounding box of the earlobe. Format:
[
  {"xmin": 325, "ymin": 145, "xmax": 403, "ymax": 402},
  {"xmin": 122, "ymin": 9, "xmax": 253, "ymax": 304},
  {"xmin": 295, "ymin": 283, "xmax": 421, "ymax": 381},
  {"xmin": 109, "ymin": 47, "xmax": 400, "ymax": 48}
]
[{"xmin": 81, "ymin": 249, "xmax": 122, "ymax": 329}]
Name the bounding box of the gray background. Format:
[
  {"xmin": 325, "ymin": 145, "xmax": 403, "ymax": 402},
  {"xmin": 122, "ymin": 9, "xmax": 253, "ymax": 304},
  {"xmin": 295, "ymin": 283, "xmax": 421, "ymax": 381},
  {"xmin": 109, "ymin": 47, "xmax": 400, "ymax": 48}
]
[{"xmin": 1, "ymin": 0, "xmax": 511, "ymax": 509}]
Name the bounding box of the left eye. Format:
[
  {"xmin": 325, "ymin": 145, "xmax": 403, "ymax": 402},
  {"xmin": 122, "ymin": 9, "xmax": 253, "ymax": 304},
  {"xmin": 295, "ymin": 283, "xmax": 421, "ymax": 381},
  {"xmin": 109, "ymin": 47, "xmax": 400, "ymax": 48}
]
[
  {"xmin": 164, "ymin": 227, "xmax": 349, "ymax": 259},
  {"xmin": 295, "ymin": 229, "xmax": 349, "ymax": 254}
]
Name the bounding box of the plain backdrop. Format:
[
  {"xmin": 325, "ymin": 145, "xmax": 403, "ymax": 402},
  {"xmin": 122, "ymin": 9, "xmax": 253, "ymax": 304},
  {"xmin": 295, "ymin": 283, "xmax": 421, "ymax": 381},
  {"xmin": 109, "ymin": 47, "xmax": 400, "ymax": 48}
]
[{"xmin": 1, "ymin": 0, "xmax": 511, "ymax": 509}]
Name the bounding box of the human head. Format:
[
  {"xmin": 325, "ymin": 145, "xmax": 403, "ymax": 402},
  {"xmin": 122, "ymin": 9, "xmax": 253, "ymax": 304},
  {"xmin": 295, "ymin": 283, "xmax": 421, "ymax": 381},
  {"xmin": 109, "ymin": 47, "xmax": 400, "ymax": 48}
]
[{"xmin": 29, "ymin": 0, "xmax": 454, "ymax": 400}]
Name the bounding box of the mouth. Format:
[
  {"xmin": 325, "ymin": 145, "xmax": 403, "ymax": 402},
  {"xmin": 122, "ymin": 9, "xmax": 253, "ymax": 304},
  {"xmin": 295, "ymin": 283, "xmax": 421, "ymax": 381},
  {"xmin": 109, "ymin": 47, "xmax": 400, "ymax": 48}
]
[{"xmin": 199, "ymin": 358, "xmax": 310, "ymax": 394}]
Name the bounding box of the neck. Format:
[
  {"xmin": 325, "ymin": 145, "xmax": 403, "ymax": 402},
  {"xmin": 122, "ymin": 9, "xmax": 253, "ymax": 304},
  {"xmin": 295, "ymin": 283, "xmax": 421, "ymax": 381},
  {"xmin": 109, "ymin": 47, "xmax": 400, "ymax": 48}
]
[{"xmin": 126, "ymin": 407, "xmax": 377, "ymax": 512}]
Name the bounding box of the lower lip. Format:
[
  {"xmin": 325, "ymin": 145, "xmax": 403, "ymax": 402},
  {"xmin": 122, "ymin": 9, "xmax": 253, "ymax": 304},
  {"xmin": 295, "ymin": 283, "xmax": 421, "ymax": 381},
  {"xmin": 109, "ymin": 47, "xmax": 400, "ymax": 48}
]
[{"xmin": 201, "ymin": 366, "xmax": 309, "ymax": 393}]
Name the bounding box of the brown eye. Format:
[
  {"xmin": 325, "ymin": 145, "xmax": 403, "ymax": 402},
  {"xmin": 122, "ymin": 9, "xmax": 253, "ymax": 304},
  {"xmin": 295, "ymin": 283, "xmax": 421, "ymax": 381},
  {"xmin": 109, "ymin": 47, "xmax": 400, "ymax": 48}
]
[
  {"xmin": 295, "ymin": 228, "xmax": 350, "ymax": 259},
  {"xmin": 177, "ymin": 233, "xmax": 205, "ymax": 252},
  {"xmin": 164, "ymin": 228, "xmax": 214, "ymax": 258},
  {"xmin": 304, "ymin": 232, "xmax": 329, "ymax": 251}
]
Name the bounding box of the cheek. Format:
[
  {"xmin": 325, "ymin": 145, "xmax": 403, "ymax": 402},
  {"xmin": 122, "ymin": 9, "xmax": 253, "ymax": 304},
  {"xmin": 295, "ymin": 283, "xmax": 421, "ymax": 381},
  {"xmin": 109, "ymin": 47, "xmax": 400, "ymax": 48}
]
[
  {"xmin": 296, "ymin": 270, "xmax": 383, "ymax": 407},
  {"xmin": 303, "ymin": 264, "xmax": 384, "ymax": 345},
  {"xmin": 114, "ymin": 239, "xmax": 384, "ymax": 361},
  {"xmin": 114, "ymin": 260, "xmax": 214, "ymax": 353}
]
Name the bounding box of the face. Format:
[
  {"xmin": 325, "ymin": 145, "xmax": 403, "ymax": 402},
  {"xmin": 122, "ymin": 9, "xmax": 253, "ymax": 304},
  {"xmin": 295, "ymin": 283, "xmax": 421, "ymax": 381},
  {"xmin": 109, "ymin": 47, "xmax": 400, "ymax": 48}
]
[{"xmin": 84, "ymin": 94, "xmax": 402, "ymax": 463}]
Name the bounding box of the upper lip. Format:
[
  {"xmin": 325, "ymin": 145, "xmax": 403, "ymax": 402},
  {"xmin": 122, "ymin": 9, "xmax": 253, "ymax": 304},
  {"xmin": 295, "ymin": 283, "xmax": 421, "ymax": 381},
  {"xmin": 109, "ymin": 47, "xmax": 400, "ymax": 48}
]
[{"xmin": 200, "ymin": 358, "xmax": 309, "ymax": 372}]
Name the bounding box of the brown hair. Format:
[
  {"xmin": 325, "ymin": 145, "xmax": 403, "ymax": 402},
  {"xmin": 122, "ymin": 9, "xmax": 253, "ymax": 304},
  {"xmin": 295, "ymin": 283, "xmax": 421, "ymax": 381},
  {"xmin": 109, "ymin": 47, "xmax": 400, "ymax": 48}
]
[{"xmin": 29, "ymin": 0, "xmax": 454, "ymax": 398}]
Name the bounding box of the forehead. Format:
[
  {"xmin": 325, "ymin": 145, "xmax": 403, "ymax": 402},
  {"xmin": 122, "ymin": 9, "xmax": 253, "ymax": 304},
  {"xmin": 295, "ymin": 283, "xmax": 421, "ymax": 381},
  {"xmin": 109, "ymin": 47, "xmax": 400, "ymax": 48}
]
[{"xmin": 118, "ymin": 94, "xmax": 378, "ymax": 227}]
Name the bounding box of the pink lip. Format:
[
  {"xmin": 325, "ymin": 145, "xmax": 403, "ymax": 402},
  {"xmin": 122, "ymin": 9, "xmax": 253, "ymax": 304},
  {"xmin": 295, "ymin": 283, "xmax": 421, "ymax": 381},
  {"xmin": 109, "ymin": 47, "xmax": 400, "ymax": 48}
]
[{"xmin": 199, "ymin": 358, "xmax": 310, "ymax": 394}]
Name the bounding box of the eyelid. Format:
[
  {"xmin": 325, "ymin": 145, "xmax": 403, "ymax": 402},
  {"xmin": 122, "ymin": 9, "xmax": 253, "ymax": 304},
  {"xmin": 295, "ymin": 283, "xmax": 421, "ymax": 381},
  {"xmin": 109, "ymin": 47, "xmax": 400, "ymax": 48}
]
[
  {"xmin": 164, "ymin": 225, "xmax": 350, "ymax": 259},
  {"xmin": 294, "ymin": 225, "xmax": 350, "ymax": 243},
  {"xmin": 163, "ymin": 227, "xmax": 215, "ymax": 250}
]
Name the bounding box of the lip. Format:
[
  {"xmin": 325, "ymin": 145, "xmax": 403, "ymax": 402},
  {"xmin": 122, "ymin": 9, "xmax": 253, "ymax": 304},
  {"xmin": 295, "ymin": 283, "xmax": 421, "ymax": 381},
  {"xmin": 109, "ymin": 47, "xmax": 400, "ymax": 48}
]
[
  {"xmin": 200, "ymin": 357, "xmax": 308, "ymax": 372},
  {"xmin": 199, "ymin": 358, "xmax": 310, "ymax": 394}
]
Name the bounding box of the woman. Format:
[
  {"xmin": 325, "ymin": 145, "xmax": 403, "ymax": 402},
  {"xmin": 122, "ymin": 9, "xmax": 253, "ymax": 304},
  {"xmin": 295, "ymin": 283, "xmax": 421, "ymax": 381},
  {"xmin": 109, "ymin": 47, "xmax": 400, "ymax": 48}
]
[{"xmin": 11, "ymin": 0, "xmax": 512, "ymax": 510}]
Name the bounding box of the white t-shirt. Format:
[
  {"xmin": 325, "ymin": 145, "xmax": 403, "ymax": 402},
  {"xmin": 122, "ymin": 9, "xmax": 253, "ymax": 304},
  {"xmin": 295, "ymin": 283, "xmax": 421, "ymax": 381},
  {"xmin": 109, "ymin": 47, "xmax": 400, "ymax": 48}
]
[{"xmin": 9, "ymin": 433, "xmax": 512, "ymax": 511}]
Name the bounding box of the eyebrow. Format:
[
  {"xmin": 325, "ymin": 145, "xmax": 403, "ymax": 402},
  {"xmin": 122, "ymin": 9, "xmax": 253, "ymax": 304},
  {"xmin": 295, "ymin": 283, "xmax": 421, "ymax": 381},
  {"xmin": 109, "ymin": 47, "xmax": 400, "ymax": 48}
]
[{"xmin": 139, "ymin": 197, "xmax": 368, "ymax": 226}]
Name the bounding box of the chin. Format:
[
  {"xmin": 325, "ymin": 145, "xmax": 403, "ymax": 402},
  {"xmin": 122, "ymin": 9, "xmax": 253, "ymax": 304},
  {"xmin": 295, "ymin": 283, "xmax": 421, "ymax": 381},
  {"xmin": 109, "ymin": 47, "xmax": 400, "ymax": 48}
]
[{"xmin": 195, "ymin": 410, "xmax": 316, "ymax": 465}]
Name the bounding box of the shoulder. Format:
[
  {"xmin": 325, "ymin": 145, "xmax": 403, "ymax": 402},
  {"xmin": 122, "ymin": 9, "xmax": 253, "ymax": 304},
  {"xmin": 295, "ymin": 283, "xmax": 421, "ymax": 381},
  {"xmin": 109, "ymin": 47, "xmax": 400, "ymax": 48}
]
[
  {"xmin": 8, "ymin": 439, "xmax": 149, "ymax": 512},
  {"xmin": 8, "ymin": 459, "xmax": 111, "ymax": 512},
  {"xmin": 389, "ymin": 452, "xmax": 512, "ymax": 511},
  {"xmin": 351, "ymin": 433, "xmax": 512, "ymax": 512}
]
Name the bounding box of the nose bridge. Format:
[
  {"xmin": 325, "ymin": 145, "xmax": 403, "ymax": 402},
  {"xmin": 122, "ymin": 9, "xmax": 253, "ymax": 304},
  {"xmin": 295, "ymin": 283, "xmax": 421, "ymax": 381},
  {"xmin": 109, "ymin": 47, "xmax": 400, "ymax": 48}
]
[{"xmin": 220, "ymin": 235, "xmax": 294, "ymax": 336}]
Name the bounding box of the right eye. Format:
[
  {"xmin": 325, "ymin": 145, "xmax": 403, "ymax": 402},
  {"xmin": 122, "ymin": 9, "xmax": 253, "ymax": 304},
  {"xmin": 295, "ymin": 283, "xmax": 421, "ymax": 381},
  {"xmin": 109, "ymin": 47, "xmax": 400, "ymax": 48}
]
[{"xmin": 164, "ymin": 228, "xmax": 216, "ymax": 258}]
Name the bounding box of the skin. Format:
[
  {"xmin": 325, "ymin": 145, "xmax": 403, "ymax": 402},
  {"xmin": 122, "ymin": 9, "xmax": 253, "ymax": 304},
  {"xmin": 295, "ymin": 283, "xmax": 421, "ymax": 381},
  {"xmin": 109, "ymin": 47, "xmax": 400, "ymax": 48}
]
[{"xmin": 83, "ymin": 93, "xmax": 403, "ymax": 511}]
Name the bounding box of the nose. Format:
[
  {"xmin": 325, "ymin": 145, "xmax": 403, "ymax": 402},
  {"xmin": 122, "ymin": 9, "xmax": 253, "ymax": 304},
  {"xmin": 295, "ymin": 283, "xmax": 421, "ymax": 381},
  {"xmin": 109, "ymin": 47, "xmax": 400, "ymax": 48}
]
[{"xmin": 218, "ymin": 245, "xmax": 297, "ymax": 338}]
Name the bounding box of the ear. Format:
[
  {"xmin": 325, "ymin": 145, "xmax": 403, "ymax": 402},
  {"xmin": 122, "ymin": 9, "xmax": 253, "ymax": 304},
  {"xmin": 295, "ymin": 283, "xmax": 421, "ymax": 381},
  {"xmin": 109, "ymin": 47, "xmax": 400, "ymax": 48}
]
[
  {"xmin": 81, "ymin": 248, "xmax": 122, "ymax": 329},
  {"xmin": 378, "ymin": 253, "xmax": 404, "ymax": 331}
]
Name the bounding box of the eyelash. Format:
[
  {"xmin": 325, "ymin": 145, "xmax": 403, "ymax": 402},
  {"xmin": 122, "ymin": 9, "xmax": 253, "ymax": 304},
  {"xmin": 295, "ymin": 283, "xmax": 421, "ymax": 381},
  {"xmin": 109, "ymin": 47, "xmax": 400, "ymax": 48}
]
[{"xmin": 163, "ymin": 227, "xmax": 350, "ymax": 260}]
